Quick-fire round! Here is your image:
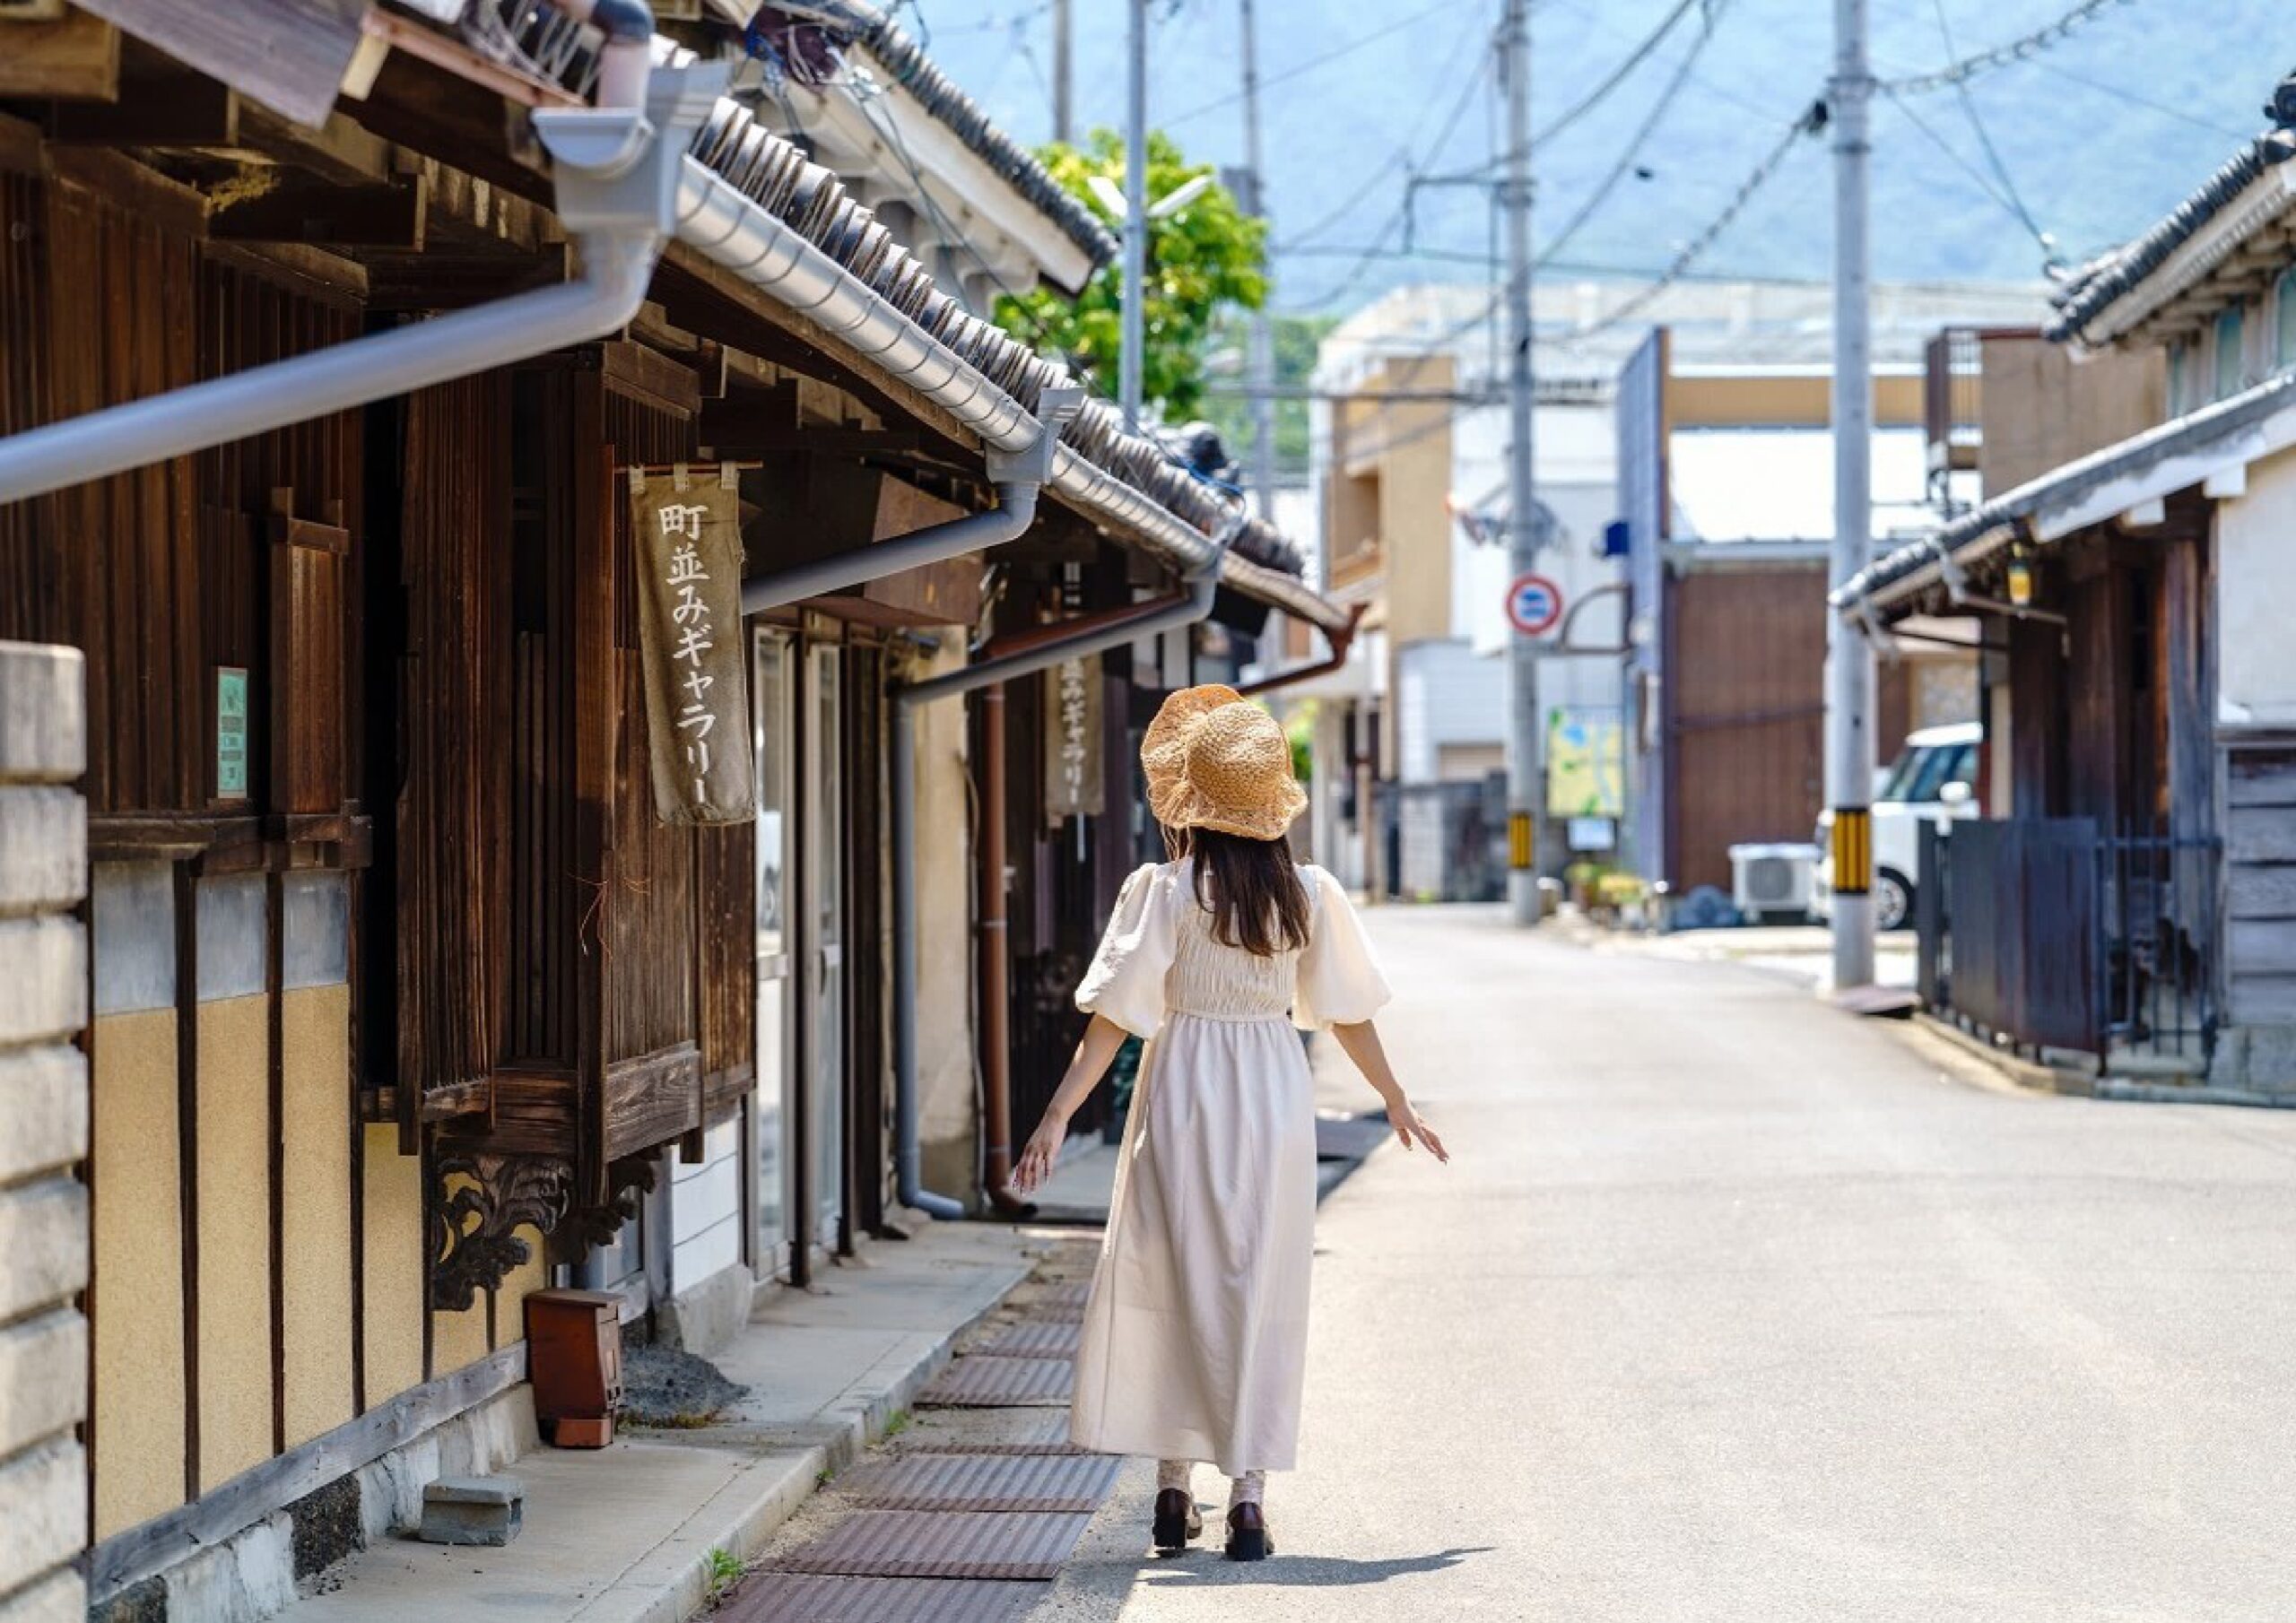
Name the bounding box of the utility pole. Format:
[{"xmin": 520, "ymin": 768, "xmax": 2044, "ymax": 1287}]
[
  {"xmin": 1239, "ymin": 0, "xmax": 1277, "ymax": 519},
  {"xmin": 1120, "ymin": 0, "xmax": 1148, "ymax": 430},
  {"xmin": 1826, "ymin": 0, "xmax": 1876, "ymax": 989},
  {"xmin": 1051, "ymin": 0, "xmax": 1073, "ymax": 143},
  {"xmin": 1501, "ymin": 0, "xmax": 1543, "ymax": 926}
]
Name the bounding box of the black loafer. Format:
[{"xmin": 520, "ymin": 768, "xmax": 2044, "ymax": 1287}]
[
  {"xmin": 1224, "ymin": 1502, "xmax": 1274, "ymax": 1561},
  {"xmin": 1152, "ymin": 1488, "xmax": 1203, "ymax": 1551}
]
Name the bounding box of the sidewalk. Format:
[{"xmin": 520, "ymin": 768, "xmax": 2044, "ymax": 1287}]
[{"xmin": 276, "ymin": 1221, "xmax": 1042, "ymax": 1623}]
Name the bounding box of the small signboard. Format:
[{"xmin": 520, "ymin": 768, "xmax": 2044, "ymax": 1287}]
[
  {"xmin": 1044, "ymin": 654, "xmax": 1105, "ymax": 825},
  {"xmin": 629, "ymin": 467, "xmax": 755, "ymax": 826},
  {"xmin": 1505, "ymin": 572, "xmax": 1564, "ymax": 638},
  {"xmin": 214, "ymin": 665, "xmax": 249, "ymax": 803},
  {"xmin": 1568, "ymin": 816, "xmax": 1617, "ymax": 853}
]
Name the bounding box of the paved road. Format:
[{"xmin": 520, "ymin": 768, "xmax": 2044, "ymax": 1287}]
[{"xmin": 1034, "ymin": 905, "xmax": 2296, "ymax": 1622}]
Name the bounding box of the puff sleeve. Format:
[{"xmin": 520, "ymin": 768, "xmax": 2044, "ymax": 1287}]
[
  {"xmin": 1074, "ymin": 863, "xmax": 1178, "ymax": 1040},
  {"xmin": 1293, "ymin": 865, "xmax": 1392, "ymax": 1031}
]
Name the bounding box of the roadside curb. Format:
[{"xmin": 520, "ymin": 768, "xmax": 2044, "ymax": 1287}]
[{"xmin": 1894, "ymin": 1012, "xmax": 2094, "ymax": 1099}]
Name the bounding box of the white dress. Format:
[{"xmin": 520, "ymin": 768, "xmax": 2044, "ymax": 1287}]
[{"xmin": 1066, "ymin": 858, "xmax": 1390, "ymax": 1476}]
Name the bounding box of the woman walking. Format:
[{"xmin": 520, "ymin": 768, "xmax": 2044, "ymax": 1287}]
[{"xmin": 1012, "ymin": 686, "xmax": 1448, "ymax": 1563}]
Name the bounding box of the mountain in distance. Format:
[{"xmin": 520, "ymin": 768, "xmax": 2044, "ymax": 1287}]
[{"xmin": 895, "ymin": 0, "xmax": 2285, "ymax": 314}]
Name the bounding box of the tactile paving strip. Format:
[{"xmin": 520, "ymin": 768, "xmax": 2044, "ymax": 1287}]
[
  {"xmin": 765, "ymin": 1510, "xmax": 1096, "ymax": 1580},
  {"xmin": 974, "ymin": 1319, "xmax": 1083, "ymax": 1359},
  {"xmin": 838, "ymin": 1452, "xmax": 1122, "ymax": 1512},
  {"xmin": 718, "ymin": 1574, "xmax": 1045, "ymax": 1623},
  {"xmin": 917, "ymin": 1355, "xmax": 1074, "ymax": 1408}
]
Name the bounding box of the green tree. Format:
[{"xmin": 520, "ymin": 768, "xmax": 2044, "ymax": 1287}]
[
  {"xmin": 994, "ymin": 128, "xmax": 1266, "ymax": 421},
  {"xmin": 1200, "ymin": 310, "xmax": 1338, "ymax": 481}
]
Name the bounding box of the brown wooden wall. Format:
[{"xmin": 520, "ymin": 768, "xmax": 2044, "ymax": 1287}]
[{"xmin": 1664, "ymin": 564, "xmax": 1911, "ymax": 892}]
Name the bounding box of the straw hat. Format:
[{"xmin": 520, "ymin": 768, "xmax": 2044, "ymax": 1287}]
[
  {"xmin": 1159, "ymin": 699, "xmax": 1308, "ymax": 843},
  {"xmin": 1140, "ymin": 683, "xmax": 1241, "ymax": 824}
]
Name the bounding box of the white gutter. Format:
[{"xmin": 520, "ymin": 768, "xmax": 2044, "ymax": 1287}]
[{"xmin": 0, "ymin": 52, "xmax": 725, "ymax": 508}]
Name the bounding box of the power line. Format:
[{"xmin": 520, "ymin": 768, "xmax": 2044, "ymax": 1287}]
[
  {"xmin": 1160, "ymin": 0, "xmax": 1482, "ymax": 126},
  {"xmin": 1538, "ymin": 0, "xmax": 1730, "ymax": 267},
  {"xmin": 1531, "ymin": 0, "xmax": 1709, "ymax": 149},
  {"xmin": 1558, "ymin": 101, "xmax": 1824, "ymax": 344},
  {"xmin": 1879, "ymin": 0, "xmax": 2141, "ymax": 96},
  {"xmin": 1918, "ymin": 0, "xmax": 2053, "ymax": 258}
]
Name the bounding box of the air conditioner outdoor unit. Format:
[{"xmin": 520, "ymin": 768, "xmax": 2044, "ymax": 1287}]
[{"xmin": 1729, "ymin": 842, "xmax": 1817, "ymax": 924}]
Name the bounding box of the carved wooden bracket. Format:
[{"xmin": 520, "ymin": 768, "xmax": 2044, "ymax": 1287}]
[
  {"xmin": 554, "ymin": 1151, "xmax": 664, "ymax": 1266},
  {"xmin": 429, "ymin": 1151, "xmax": 572, "ymax": 1313}
]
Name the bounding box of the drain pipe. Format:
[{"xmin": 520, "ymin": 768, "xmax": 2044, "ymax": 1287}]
[
  {"xmin": 891, "ymin": 542, "xmax": 1236, "ymax": 1219},
  {"xmin": 742, "ymin": 388, "xmax": 1083, "ymax": 614},
  {"xmin": 1236, "ymin": 603, "xmax": 1365, "ymax": 698},
  {"xmin": 0, "ymin": 54, "xmax": 723, "ymax": 508}
]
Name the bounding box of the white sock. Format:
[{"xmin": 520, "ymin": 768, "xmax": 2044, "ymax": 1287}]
[
  {"xmin": 1227, "ymin": 1470, "xmax": 1265, "ymax": 1510},
  {"xmin": 1157, "ymin": 1459, "xmax": 1194, "ymax": 1496}
]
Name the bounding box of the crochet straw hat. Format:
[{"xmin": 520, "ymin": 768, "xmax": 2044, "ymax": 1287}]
[
  {"xmin": 1162, "ymin": 700, "xmax": 1308, "ymax": 842},
  {"xmin": 1140, "ymin": 683, "xmax": 1241, "ymax": 824}
]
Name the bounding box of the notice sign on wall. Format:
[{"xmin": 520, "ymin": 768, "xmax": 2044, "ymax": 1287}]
[
  {"xmin": 630, "ymin": 467, "xmax": 755, "ymax": 826},
  {"xmin": 214, "ymin": 665, "xmax": 249, "ymax": 803},
  {"xmin": 1044, "ymin": 654, "xmax": 1104, "ymax": 825}
]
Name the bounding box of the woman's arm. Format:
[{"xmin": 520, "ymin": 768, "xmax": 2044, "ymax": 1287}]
[
  {"xmin": 1010, "ymin": 1012, "xmax": 1132, "ymax": 1195},
  {"xmin": 1330, "ymin": 1019, "xmax": 1449, "ymax": 1162}
]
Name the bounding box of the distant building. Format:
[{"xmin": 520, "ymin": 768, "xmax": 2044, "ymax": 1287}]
[
  {"xmin": 1847, "ymin": 103, "xmax": 2296, "ymax": 1091},
  {"xmin": 1297, "ymin": 279, "xmax": 2040, "ymax": 903}
]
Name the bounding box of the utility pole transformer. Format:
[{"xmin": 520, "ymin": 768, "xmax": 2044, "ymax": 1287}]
[
  {"xmin": 1827, "ymin": 0, "xmax": 1877, "ymax": 989},
  {"xmin": 1121, "ymin": 0, "xmax": 1148, "ymax": 431},
  {"xmin": 1239, "ymin": 0, "xmax": 1277, "ymax": 520},
  {"xmin": 1501, "ymin": 0, "xmax": 1544, "ymax": 926}
]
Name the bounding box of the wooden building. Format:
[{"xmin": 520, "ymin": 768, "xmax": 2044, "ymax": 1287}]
[
  {"xmin": 1844, "ymin": 108, "xmax": 2296, "ymax": 1089},
  {"xmin": 0, "ymin": 4, "xmax": 1346, "ymax": 1619}
]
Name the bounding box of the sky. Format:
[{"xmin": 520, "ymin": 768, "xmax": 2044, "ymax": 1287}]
[{"xmin": 865, "ymin": 0, "xmax": 2281, "ymax": 316}]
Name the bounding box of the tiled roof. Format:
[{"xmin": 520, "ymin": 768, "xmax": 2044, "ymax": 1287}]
[
  {"xmin": 750, "ymin": 1, "xmax": 1119, "ymax": 271},
  {"xmin": 688, "ymin": 97, "xmax": 1308, "ymax": 584},
  {"xmin": 2046, "ymin": 130, "xmax": 2296, "ymax": 344}
]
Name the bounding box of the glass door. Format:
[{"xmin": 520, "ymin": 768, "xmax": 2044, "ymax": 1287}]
[
  {"xmin": 752, "ymin": 628, "xmax": 795, "ymax": 1276},
  {"xmin": 806, "ymin": 643, "xmax": 847, "ymax": 1252}
]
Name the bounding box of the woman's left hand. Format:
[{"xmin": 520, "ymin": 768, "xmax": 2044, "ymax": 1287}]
[
  {"xmin": 1391, "ymin": 1100, "xmax": 1449, "ymax": 1163},
  {"xmin": 1011, "ymin": 1112, "xmax": 1070, "ymax": 1196}
]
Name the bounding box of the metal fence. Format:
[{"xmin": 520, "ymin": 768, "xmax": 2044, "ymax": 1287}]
[{"xmin": 1917, "ymin": 817, "xmax": 2219, "ymax": 1064}]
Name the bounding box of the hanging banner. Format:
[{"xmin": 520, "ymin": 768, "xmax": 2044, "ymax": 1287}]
[
  {"xmin": 629, "ymin": 466, "xmax": 755, "ymax": 825},
  {"xmin": 1044, "ymin": 654, "xmax": 1105, "ymax": 825}
]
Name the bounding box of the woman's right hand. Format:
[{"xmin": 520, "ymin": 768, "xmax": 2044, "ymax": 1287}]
[{"xmin": 1011, "ymin": 1111, "xmax": 1071, "ymax": 1196}]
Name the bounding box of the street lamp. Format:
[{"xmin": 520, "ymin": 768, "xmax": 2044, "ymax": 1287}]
[{"xmin": 1089, "ymin": 172, "xmax": 1217, "ymax": 222}]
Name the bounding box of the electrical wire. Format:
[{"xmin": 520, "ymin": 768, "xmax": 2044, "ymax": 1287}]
[
  {"xmin": 1537, "ymin": 0, "xmax": 1728, "ymax": 268},
  {"xmin": 1161, "ymin": 0, "xmax": 1487, "ymax": 126},
  {"xmin": 1558, "ymin": 102, "xmax": 1823, "ymax": 344},
  {"xmin": 1927, "ymin": 0, "xmax": 2052, "ymax": 256},
  {"xmin": 1287, "ymin": 54, "xmax": 1494, "ymax": 312},
  {"xmin": 1879, "ymin": 0, "xmax": 2141, "ymax": 96},
  {"xmin": 1528, "ymin": 0, "xmax": 1709, "ymax": 151}
]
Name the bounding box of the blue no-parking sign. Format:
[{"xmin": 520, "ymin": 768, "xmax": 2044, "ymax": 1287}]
[{"xmin": 1505, "ymin": 572, "xmax": 1564, "ymax": 638}]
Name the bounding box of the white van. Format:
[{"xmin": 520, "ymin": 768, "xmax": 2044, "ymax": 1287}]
[{"xmin": 1811, "ymin": 721, "xmax": 1980, "ymax": 932}]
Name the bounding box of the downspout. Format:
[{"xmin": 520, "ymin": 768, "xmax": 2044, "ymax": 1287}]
[
  {"xmin": 1235, "ymin": 603, "xmax": 1365, "ymax": 698},
  {"xmin": 0, "ymin": 47, "xmax": 723, "ymax": 507},
  {"xmin": 892, "ymin": 541, "xmax": 1237, "ymax": 1219},
  {"xmin": 741, "ymin": 388, "xmax": 1084, "ymax": 614}
]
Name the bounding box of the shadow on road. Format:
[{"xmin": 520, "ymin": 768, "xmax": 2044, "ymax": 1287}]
[{"xmin": 1132, "ymin": 1545, "xmax": 1492, "ymax": 1589}]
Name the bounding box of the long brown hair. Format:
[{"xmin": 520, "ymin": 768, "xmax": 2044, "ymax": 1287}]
[{"xmin": 1172, "ymin": 827, "xmax": 1310, "ymax": 957}]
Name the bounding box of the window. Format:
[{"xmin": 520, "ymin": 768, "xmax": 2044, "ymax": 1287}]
[
  {"xmin": 2277, "ymin": 268, "xmax": 2296, "ymax": 369},
  {"xmin": 2168, "ymin": 340, "xmax": 2188, "ymax": 413},
  {"xmin": 2214, "ymin": 305, "xmax": 2246, "ymax": 399}
]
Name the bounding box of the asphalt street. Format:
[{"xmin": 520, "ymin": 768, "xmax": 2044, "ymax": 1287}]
[{"xmin": 1031, "ymin": 904, "xmax": 2296, "ymax": 1622}]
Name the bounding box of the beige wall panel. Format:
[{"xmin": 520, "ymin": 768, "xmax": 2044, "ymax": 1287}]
[
  {"xmin": 90, "ymin": 1008, "xmax": 186, "ymax": 1539},
  {"xmin": 279, "ymin": 985, "xmax": 352, "ymax": 1448},
  {"xmin": 1979, "ymin": 337, "xmax": 2165, "ymax": 496},
  {"xmin": 361, "ymin": 1124, "xmax": 425, "ymax": 1407},
  {"xmin": 196, "ymin": 994, "xmax": 273, "ymax": 1493},
  {"xmin": 911, "ymin": 641, "xmax": 976, "ymax": 1173},
  {"xmin": 430, "ymin": 1165, "xmax": 491, "ymax": 1376}
]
